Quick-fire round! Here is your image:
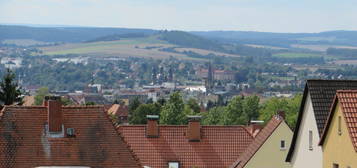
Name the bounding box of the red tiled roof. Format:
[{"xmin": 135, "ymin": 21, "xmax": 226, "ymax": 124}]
[
  {"xmin": 118, "ymin": 125, "xmax": 254, "ymax": 168},
  {"xmin": 0, "ymin": 105, "xmax": 140, "ymax": 167},
  {"xmin": 108, "ymin": 104, "xmax": 129, "ymax": 117},
  {"xmin": 230, "ymin": 115, "xmax": 284, "ymax": 168},
  {"xmin": 319, "ymin": 90, "xmax": 357, "ymax": 152}
]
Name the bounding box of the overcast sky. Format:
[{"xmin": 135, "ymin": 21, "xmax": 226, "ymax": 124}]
[{"xmin": 0, "ymin": 0, "xmax": 356, "ymax": 33}]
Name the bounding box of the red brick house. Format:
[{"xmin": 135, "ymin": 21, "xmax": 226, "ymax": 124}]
[{"xmin": 0, "ymin": 96, "xmax": 140, "ymax": 168}]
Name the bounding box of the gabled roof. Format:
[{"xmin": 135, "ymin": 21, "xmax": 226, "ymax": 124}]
[
  {"xmin": 0, "ymin": 105, "xmax": 140, "ymax": 167},
  {"xmin": 230, "ymin": 115, "xmax": 284, "ymax": 168},
  {"xmin": 108, "ymin": 104, "xmax": 129, "ymax": 117},
  {"xmin": 319, "ymin": 90, "xmax": 357, "ymax": 152},
  {"xmin": 286, "ymin": 79, "xmax": 357, "ymax": 162},
  {"xmin": 118, "ymin": 125, "xmax": 254, "ymax": 168}
]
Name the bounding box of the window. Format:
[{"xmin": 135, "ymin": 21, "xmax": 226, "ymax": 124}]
[
  {"xmin": 280, "ymin": 140, "xmax": 286, "ymax": 150},
  {"xmin": 168, "ymin": 162, "xmax": 179, "ymax": 168},
  {"xmin": 338, "ymin": 116, "xmax": 342, "ymax": 135},
  {"xmin": 309, "ymin": 130, "xmax": 313, "ymax": 150},
  {"xmin": 333, "ymin": 163, "xmax": 339, "ymax": 168}
]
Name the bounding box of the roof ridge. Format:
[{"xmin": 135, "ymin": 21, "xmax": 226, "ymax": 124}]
[
  {"xmin": 307, "ymin": 79, "xmax": 357, "ymax": 82},
  {"xmin": 336, "ymin": 90, "xmax": 357, "ymax": 93},
  {"xmin": 104, "ymin": 109, "xmax": 142, "ymax": 167},
  {"xmin": 0, "ymin": 106, "xmax": 6, "ymax": 122},
  {"xmin": 231, "ymin": 116, "xmax": 283, "ymax": 168}
]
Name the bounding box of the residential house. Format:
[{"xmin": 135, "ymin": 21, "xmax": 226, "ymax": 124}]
[
  {"xmin": 67, "ymin": 93, "xmax": 110, "ymax": 105},
  {"xmin": 319, "ymin": 90, "xmax": 357, "ymax": 168},
  {"xmin": 230, "ymin": 112, "xmax": 293, "ymax": 168},
  {"xmin": 118, "ymin": 115, "xmax": 254, "ymax": 168},
  {"xmin": 107, "ymin": 103, "xmax": 129, "ymax": 124},
  {"xmin": 286, "ymin": 80, "xmax": 357, "ymax": 168},
  {"xmin": 118, "ymin": 113, "xmax": 290, "ymax": 168},
  {"xmin": 0, "ymin": 96, "xmax": 140, "ymax": 167}
]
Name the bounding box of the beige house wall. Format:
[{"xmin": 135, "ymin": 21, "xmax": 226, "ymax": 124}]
[
  {"xmin": 244, "ymin": 121, "xmax": 293, "ymax": 168},
  {"xmin": 322, "ymin": 102, "xmax": 357, "ymax": 168}
]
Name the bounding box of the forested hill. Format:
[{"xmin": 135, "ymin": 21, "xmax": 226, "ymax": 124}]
[
  {"xmin": 0, "ymin": 25, "xmax": 156, "ymax": 42},
  {"xmin": 191, "ymin": 30, "xmax": 357, "ymax": 47},
  {"xmin": 2, "ymin": 24, "xmax": 357, "ymax": 49}
]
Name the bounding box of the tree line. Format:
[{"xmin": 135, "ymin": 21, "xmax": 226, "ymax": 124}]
[{"xmin": 128, "ymin": 91, "xmax": 301, "ymax": 128}]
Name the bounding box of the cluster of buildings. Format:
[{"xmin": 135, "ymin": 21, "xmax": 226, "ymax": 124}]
[
  {"xmin": 0, "ymin": 95, "xmax": 292, "ymax": 167},
  {"xmin": 2, "ymin": 79, "xmax": 357, "ymax": 167}
]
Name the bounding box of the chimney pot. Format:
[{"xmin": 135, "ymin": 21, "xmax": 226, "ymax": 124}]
[
  {"xmin": 47, "ymin": 96, "xmax": 62, "ymax": 132},
  {"xmin": 187, "ymin": 115, "xmax": 201, "ymax": 142},
  {"xmin": 248, "ymin": 120, "xmax": 264, "ymax": 137},
  {"xmin": 277, "ymin": 110, "xmax": 286, "ymax": 120},
  {"xmin": 146, "ymin": 115, "xmax": 159, "ymax": 138}
]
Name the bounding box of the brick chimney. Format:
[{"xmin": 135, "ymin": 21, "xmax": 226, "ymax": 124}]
[
  {"xmin": 146, "ymin": 115, "xmax": 159, "ymax": 138},
  {"xmin": 45, "ymin": 96, "xmax": 63, "ymax": 132},
  {"xmin": 277, "ymin": 110, "xmax": 286, "ymax": 120},
  {"xmin": 187, "ymin": 115, "xmax": 201, "ymax": 142},
  {"xmin": 247, "ymin": 120, "xmax": 264, "ymax": 137}
]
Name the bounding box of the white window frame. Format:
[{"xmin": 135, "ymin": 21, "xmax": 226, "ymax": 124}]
[{"xmin": 168, "ymin": 161, "xmax": 180, "ymax": 168}]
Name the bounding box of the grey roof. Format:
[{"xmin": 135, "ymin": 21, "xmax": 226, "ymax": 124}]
[{"xmin": 286, "ymin": 79, "xmax": 357, "ymax": 162}]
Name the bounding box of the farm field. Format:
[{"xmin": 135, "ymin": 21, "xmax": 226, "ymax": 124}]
[
  {"xmin": 39, "ymin": 36, "xmax": 237, "ymax": 60},
  {"xmin": 174, "ymin": 47, "xmax": 240, "ymax": 57},
  {"xmin": 39, "ymin": 37, "xmax": 192, "ymax": 59},
  {"xmin": 291, "ymin": 44, "xmax": 357, "ymax": 52},
  {"xmin": 273, "ymin": 52, "xmax": 322, "ymax": 58}
]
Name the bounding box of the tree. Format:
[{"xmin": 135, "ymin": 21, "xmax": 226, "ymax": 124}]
[
  {"xmin": 243, "ymin": 95, "xmax": 260, "ymax": 121},
  {"xmin": 259, "ymin": 94, "xmax": 302, "ymax": 128},
  {"xmin": 34, "ymin": 87, "xmax": 49, "ymax": 105},
  {"xmin": 202, "ymin": 106, "xmax": 224, "ymax": 125},
  {"xmin": 221, "ymin": 96, "xmax": 247, "ymax": 125},
  {"xmin": 128, "ymin": 97, "xmax": 141, "ymax": 121},
  {"xmin": 0, "ymin": 69, "xmax": 23, "ymax": 105},
  {"xmin": 61, "ymin": 97, "xmax": 73, "ymax": 106},
  {"xmin": 186, "ymin": 98, "xmax": 200, "ymax": 114},
  {"xmin": 160, "ymin": 92, "xmax": 185, "ymax": 125},
  {"xmin": 130, "ymin": 103, "xmax": 160, "ymax": 124}
]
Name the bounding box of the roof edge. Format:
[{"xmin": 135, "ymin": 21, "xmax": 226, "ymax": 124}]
[
  {"xmin": 318, "ymin": 94, "xmax": 338, "ymax": 146},
  {"xmin": 286, "ymin": 83, "xmax": 309, "ymax": 162},
  {"xmin": 231, "ymin": 116, "xmax": 284, "ymax": 168}
]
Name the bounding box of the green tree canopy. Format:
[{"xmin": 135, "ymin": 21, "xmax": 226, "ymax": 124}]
[
  {"xmin": 221, "ymin": 96, "xmax": 246, "ymax": 125},
  {"xmin": 130, "ymin": 103, "xmax": 161, "ymax": 124},
  {"xmin": 259, "ymin": 94, "xmax": 302, "ymax": 128},
  {"xmin": 34, "ymin": 87, "xmax": 49, "ymax": 105},
  {"xmin": 243, "ymin": 95, "xmax": 260, "ymax": 121},
  {"xmin": 202, "ymin": 106, "xmax": 224, "ymax": 125},
  {"xmin": 128, "ymin": 97, "xmax": 142, "ymax": 121},
  {"xmin": 0, "ymin": 69, "xmax": 22, "ymax": 105},
  {"xmin": 160, "ymin": 91, "xmax": 185, "ymax": 125}
]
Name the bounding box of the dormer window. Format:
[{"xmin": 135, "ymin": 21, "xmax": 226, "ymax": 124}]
[{"xmin": 168, "ymin": 161, "xmax": 180, "ymax": 168}]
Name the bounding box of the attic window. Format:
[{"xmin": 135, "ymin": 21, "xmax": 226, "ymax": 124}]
[
  {"xmin": 333, "ymin": 163, "xmax": 339, "ymax": 168},
  {"xmin": 168, "ymin": 161, "xmax": 180, "ymax": 168},
  {"xmin": 308, "ymin": 130, "xmax": 313, "ymax": 151},
  {"xmin": 280, "ymin": 140, "xmax": 286, "ymax": 150},
  {"xmin": 338, "ymin": 116, "xmax": 342, "ymax": 135}
]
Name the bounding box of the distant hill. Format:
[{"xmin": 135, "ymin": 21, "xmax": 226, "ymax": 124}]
[
  {"xmin": 0, "ymin": 25, "xmax": 156, "ymax": 42},
  {"xmin": 191, "ymin": 30, "xmax": 357, "ymax": 47},
  {"xmin": 157, "ymin": 31, "xmax": 224, "ymax": 51},
  {"xmin": 85, "ymin": 33, "xmax": 149, "ymax": 43}
]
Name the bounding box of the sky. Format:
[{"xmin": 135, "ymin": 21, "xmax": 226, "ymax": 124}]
[{"xmin": 0, "ymin": 0, "xmax": 356, "ymax": 33}]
